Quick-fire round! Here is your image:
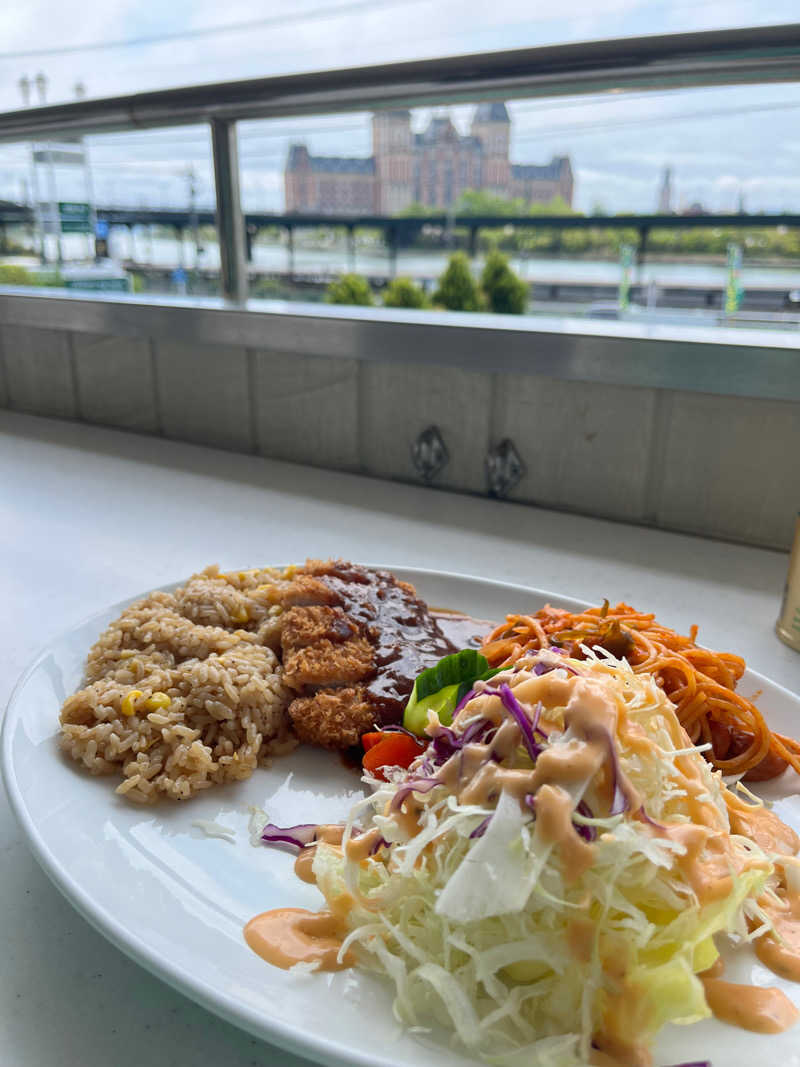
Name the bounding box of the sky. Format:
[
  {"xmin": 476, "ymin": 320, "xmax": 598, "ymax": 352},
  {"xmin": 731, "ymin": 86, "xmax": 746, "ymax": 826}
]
[{"xmin": 1, "ymin": 1, "xmax": 799, "ymax": 216}]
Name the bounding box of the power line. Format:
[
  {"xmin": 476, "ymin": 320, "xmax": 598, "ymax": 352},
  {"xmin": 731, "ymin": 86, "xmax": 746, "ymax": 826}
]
[
  {"xmin": 82, "ymin": 98, "xmax": 800, "ymax": 164},
  {"xmin": 511, "ymin": 98, "xmax": 800, "ymax": 142},
  {"xmin": 0, "ymin": 0, "xmax": 422, "ymax": 61},
  {"xmin": 85, "ymin": 120, "xmax": 368, "ymax": 151}
]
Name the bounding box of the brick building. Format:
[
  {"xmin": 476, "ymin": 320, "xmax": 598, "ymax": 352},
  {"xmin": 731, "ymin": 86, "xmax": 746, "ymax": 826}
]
[{"xmin": 285, "ymin": 103, "xmax": 573, "ymax": 214}]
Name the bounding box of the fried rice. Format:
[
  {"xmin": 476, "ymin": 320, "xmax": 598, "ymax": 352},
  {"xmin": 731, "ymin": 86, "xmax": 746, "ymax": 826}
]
[{"xmin": 58, "ymin": 565, "xmax": 295, "ymax": 804}]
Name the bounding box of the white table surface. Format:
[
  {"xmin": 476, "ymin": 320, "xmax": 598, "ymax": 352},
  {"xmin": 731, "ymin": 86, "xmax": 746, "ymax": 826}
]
[{"xmin": 2, "ymin": 409, "xmax": 799, "ymax": 1067}]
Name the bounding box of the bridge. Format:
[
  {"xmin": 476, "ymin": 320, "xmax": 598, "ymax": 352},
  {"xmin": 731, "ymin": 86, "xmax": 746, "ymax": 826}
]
[{"xmin": 3, "ymin": 203, "xmax": 800, "ymax": 273}]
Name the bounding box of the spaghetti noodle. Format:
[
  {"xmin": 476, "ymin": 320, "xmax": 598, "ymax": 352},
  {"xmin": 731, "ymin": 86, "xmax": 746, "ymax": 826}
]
[{"xmin": 481, "ymin": 601, "xmax": 800, "ymax": 781}]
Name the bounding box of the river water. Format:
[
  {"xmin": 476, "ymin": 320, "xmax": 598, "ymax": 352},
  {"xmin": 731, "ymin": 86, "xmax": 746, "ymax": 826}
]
[{"xmin": 42, "ymin": 229, "xmax": 800, "ymax": 289}]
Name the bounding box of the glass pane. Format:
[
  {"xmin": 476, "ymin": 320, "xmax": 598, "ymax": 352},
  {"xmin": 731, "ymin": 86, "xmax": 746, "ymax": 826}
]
[
  {"xmin": 236, "ymin": 86, "xmax": 800, "ymax": 331},
  {"xmin": 0, "ymin": 125, "xmax": 217, "ymax": 297}
]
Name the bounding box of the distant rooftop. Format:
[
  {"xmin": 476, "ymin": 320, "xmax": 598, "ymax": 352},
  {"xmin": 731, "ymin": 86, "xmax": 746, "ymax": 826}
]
[
  {"xmin": 311, "ymin": 156, "xmax": 375, "ymax": 175},
  {"xmin": 512, "ymin": 156, "xmax": 571, "ymax": 181},
  {"xmin": 419, "ymin": 115, "xmax": 460, "ymax": 144},
  {"xmin": 474, "ymin": 102, "xmax": 510, "ymax": 123}
]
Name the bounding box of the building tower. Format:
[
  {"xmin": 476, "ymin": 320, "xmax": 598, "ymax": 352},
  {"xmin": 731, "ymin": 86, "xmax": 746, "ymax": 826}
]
[
  {"xmin": 285, "ymin": 143, "xmax": 312, "ymax": 213},
  {"xmin": 470, "ymin": 102, "xmax": 511, "ymax": 196},
  {"xmin": 658, "ymin": 166, "xmax": 673, "ymax": 214},
  {"xmin": 372, "ymin": 110, "xmax": 413, "ymax": 214}
]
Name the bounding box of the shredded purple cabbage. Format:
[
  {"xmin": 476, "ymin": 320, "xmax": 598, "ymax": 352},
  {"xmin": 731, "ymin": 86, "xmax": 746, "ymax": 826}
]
[
  {"xmin": 574, "ymin": 799, "xmax": 597, "ymax": 842},
  {"xmin": 469, "ymin": 814, "xmax": 492, "ymax": 839},
  {"xmin": 534, "ymin": 652, "xmax": 578, "ymax": 676},
  {"xmin": 418, "ymin": 755, "xmax": 435, "ymax": 776},
  {"xmin": 369, "ymin": 834, "xmax": 389, "ymax": 855},
  {"xmin": 496, "ymin": 684, "xmax": 544, "ymax": 762},
  {"xmin": 260, "ymin": 823, "xmax": 319, "ymax": 852},
  {"xmin": 389, "ymin": 777, "xmax": 442, "ymax": 812},
  {"xmin": 637, "ymin": 805, "xmax": 666, "ymax": 831},
  {"xmin": 525, "ymin": 794, "xmax": 598, "ymax": 842},
  {"xmin": 427, "ymin": 716, "xmax": 494, "ymax": 766},
  {"xmin": 606, "ymin": 736, "xmax": 629, "ymax": 816},
  {"xmin": 454, "ymin": 687, "xmax": 477, "ymax": 716},
  {"xmin": 379, "ymin": 723, "xmax": 420, "ymax": 740}
]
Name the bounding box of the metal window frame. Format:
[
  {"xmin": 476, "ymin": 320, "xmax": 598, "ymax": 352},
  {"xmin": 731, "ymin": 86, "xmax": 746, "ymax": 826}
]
[
  {"xmin": 1, "ymin": 23, "xmax": 800, "ymax": 353},
  {"xmin": 2, "ymin": 24, "xmax": 800, "ymax": 140},
  {"xmin": 1, "ymin": 287, "xmax": 799, "ymax": 402}
]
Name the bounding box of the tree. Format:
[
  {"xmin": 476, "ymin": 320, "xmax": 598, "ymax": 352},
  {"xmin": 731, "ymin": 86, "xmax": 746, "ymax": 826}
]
[
  {"xmin": 455, "ymin": 189, "xmax": 526, "ymax": 216},
  {"xmin": 432, "ymin": 252, "xmax": 483, "ymax": 311},
  {"xmin": 527, "ymin": 195, "xmax": 576, "ymax": 217},
  {"xmin": 0, "ymin": 264, "xmax": 34, "ymax": 285},
  {"xmin": 324, "ymin": 273, "xmax": 374, "ymax": 306},
  {"xmin": 480, "ymin": 250, "xmax": 527, "ymax": 314},
  {"xmin": 383, "ymin": 276, "xmax": 429, "ymax": 309},
  {"xmin": 396, "ymin": 201, "xmax": 439, "ymax": 217}
]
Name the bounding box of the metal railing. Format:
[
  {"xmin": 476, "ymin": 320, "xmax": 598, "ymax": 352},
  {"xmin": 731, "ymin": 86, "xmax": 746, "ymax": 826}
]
[
  {"xmin": 3, "ymin": 205, "xmax": 800, "ymax": 276},
  {"xmin": 2, "ymin": 24, "xmax": 800, "ymax": 301}
]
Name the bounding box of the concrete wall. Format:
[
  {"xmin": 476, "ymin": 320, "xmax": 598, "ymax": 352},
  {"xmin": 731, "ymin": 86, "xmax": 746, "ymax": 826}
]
[{"xmin": 1, "ymin": 319, "xmax": 798, "ymax": 550}]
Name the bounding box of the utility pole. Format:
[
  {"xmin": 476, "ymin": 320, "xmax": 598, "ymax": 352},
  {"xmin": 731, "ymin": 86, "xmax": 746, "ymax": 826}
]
[
  {"xmin": 19, "ymin": 75, "xmax": 47, "ymax": 264},
  {"xmin": 186, "ymin": 165, "xmax": 200, "ymax": 268}
]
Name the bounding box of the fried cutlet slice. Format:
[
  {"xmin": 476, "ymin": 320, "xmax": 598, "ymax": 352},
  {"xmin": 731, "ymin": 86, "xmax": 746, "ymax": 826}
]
[
  {"xmin": 281, "ymin": 605, "xmax": 358, "ymax": 651},
  {"xmin": 278, "ymin": 559, "xmax": 458, "ymax": 750},
  {"xmin": 288, "ymin": 687, "xmax": 375, "ymax": 749},
  {"xmin": 282, "ymin": 635, "xmax": 374, "ymax": 689},
  {"xmin": 267, "ymin": 574, "xmax": 343, "ymax": 608}
]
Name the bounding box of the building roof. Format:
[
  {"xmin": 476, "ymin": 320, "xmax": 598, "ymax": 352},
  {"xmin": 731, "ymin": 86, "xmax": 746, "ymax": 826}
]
[
  {"xmin": 420, "ymin": 116, "xmax": 460, "ymax": 144},
  {"xmin": 511, "ymin": 156, "xmax": 571, "ymax": 181},
  {"xmin": 473, "ymin": 102, "xmax": 510, "ymax": 123},
  {"xmin": 310, "ymin": 156, "xmax": 375, "ymax": 175}
]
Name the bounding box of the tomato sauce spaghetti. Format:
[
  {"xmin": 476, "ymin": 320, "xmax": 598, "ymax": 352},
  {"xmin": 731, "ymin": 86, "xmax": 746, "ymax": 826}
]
[{"xmin": 482, "ymin": 601, "xmax": 799, "ymax": 781}]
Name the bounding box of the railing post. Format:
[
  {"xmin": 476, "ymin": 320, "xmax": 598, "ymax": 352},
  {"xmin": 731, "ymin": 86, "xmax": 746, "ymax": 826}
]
[
  {"xmin": 210, "ymin": 117, "xmax": 247, "ymax": 303},
  {"xmin": 386, "ymin": 224, "xmax": 397, "ymax": 277},
  {"xmin": 347, "ymin": 224, "xmax": 356, "ymax": 273},
  {"xmin": 287, "ymin": 225, "xmax": 295, "ymax": 278},
  {"xmin": 637, "ymin": 225, "xmax": 649, "ymax": 271}
]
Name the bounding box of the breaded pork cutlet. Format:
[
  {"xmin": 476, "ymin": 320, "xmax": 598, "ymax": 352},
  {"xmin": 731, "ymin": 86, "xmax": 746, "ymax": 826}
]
[{"xmin": 270, "ymin": 560, "xmax": 458, "ymax": 749}]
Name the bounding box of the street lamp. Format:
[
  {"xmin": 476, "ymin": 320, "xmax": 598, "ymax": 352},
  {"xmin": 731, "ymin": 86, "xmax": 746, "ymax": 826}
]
[{"xmin": 34, "ymin": 72, "xmax": 47, "ymax": 105}]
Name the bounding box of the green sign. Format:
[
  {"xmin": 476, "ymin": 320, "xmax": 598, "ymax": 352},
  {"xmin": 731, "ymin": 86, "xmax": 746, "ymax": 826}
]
[
  {"xmin": 58, "ymin": 201, "xmax": 91, "ymax": 234},
  {"xmin": 64, "ymin": 277, "xmax": 131, "ymax": 293},
  {"xmin": 618, "ymin": 243, "xmax": 635, "ymax": 311},
  {"xmin": 725, "ymin": 243, "xmax": 743, "ymax": 313}
]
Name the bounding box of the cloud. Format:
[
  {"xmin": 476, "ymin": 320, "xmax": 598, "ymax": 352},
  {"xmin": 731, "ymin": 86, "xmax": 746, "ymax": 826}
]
[{"xmin": 2, "ymin": 2, "xmax": 800, "ymax": 212}]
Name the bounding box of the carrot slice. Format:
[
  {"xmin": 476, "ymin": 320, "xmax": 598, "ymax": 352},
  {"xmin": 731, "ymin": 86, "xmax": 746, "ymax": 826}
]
[
  {"xmin": 361, "ymin": 731, "xmax": 385, "ymax": 752},
  {"xmin": 362, "ymin": 733, "xmax": 425, "ymax": 781}
]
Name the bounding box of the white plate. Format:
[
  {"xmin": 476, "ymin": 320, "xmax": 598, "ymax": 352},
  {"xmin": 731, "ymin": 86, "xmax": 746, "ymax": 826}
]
[{"xmin": 4, "ymin": 568, "xmax": 800, "ymax": 1067}]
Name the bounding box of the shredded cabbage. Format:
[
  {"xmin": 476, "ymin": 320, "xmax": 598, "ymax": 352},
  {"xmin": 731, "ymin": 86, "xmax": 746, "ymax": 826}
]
[{"xmin": 311, "ymin": 650, "xmax": 778, "ymax": 1065}]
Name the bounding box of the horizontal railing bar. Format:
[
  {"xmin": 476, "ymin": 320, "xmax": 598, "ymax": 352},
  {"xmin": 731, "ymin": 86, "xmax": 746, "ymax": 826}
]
[
  {"xmin": 3, "ymin": 206, "xmax": 800, "ymax": 231},
  {"xmin": 1, "ymin": 287, "xmax": 798, "ymax": 403},
  {"xmin": 0, "ymin": 24, "xmax": 799, "ymax": 142}
]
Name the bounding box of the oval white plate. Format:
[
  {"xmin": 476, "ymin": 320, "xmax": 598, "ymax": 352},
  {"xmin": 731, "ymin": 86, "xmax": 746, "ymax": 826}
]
[{"xmin": 4, "ymin": 568, "xmax": 800, "ymax": 1067}]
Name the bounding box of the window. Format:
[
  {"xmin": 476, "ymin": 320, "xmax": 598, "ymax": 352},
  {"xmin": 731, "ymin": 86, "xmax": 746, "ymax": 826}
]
[{"xmin": 0, "ymin": 125, "xmax": 217, "ymax": 297}]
